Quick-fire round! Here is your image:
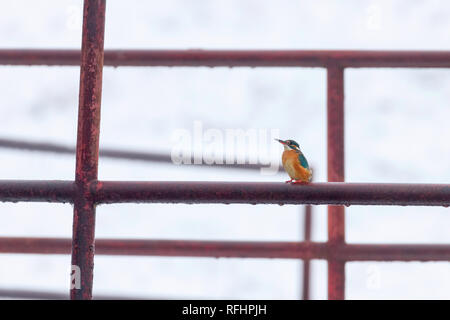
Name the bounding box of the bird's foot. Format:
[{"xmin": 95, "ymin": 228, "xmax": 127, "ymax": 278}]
[
  {"xmin": 291, "ymin": 180, "xmax": 309, "ymax": 185},
  {"xmin": 285, "ymin": 179, "xmax": 293, "ymax": 184}
]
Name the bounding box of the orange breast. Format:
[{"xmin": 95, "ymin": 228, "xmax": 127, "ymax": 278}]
[{"xmin": 282, "ymin": 150, "xmax": 312, "ymax": 182}]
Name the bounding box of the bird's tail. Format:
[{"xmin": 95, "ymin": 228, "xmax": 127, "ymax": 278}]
[{"xmin": 308, "ymin": 168, "xmax": 313, "ymax": 182}]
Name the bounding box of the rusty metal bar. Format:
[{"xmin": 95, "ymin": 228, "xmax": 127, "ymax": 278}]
[
  {"xmin": 71, "ymin": 0, "xmax": 106, "ymax": 300},
  {"xmin": 0, "ymin": 50, "xmax": 449, "ymax": 68},
  {"xmin": 93, "ymin": 181, "xmax": 450, "ymax": 206},
  {"xmin": 302, "ymin": 205, "xmax": 312, "ymax": 300},
  {"xmin": 0, "ymin": 180, "xmax": 449, "ymax": 206},
  {"xmin": 0, "ymin": 237, "xmax": 449, "ymax": 261},
  {"xmin": 0, "ymin": 137, "xmax": 282, "ymax": 171},
  {"xmin": 0, "ymin": 180, "xmax": 74, "ymax": 203},
  {"xmin": 338, "ymin": 244, "xmax": 450, "ymax": 261},
  {"xmin": 327, "ymin": 65, "xmax": 346, "ymax": 300}
]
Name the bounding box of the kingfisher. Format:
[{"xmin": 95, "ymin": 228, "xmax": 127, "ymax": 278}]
[{"xmin": 275, "ymin": 139, "xmax": 312, "ymax": 184}]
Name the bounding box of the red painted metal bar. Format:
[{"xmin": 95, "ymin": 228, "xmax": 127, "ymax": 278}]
[
  {"xmin": 92, "ymin": 182, "xmax": 450, "ymax": 206},
  {"xmin": 0, "ymin": 180, "xmax": 74, "ymax": 203},
  {"xmin": 338, "ymin": 244, "xmax": 450, "ymax": 261},
  {"xmin": 0, "ymin": 237, "xmax": 326, "ymax": 259},
  {"xmin": 0, "ymin": 237, "xmax": 449, "ymax": 261},
  {"xmin": 71, "ymin": 0, "xmax": 106, "ymax": 300},
  {"xmin": 0, "ymin": 50, "xmax": 449, "ymax": 68},
  {"xmin": 327, "ymin": 65, "xmax": 346, "ymax": 300},
  {"xmin": 0, "ymin": 180, "xmax": 449, "ymax": 206},
  {"xmin": 0, "ymin": 137, "xmax": 282, "ymax": 171},
  {"xmin": 302, "ymin": 205, "xmax": 312, "ymax": 300}
]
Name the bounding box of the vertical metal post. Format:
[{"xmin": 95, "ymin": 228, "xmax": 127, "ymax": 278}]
[
  {"xmin": 70, "ymin": 0, "xmax": 106, "ymax": 300},
  {"xmin": 327, "ymin": 65, "xmax": 346, "ymax": 300},
  {"xmin": 301, "ymin": 205, "xmax": 312, "ymax": 300}
]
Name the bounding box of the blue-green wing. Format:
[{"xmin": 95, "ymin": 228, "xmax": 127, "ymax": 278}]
[{"xmin": 298, "ymin": 152, "xmax": 309, "ymax": 169}]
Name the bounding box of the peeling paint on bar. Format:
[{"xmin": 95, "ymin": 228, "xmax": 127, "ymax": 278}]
[
  {"xmin": 0, "ymin": 180, "xmax": 74, "ymax": 203},
  {"xmin": 92, "ymin": 182, "xmax": 450, "ymax": 206},
  {"xmin": 0, "ymin": 181, "xmax": 448, "ymax": 206},
  {"xmin": 70, "ymin": 0, "xmax": 106, "ymax": 300}
]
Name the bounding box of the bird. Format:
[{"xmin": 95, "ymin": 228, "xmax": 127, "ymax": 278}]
[{"xmin": 275, "ymin": 139, "xmax": 312, "ymax": 184}]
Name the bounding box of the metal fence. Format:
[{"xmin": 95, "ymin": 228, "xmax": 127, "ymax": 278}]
[{"xmin": 0, "ymin": 0, "xmax": 449, "ymax": 300}]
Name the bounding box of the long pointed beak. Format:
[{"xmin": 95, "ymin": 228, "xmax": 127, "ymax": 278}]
[{"xmin": 275, "ymin": 139, "xmax": 286, "ymax": 145}]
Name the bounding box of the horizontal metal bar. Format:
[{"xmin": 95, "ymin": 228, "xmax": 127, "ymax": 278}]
[
  {"xmin": 340, "ymin": 244, "xmax": 450, "ymax": 261},
  {"xmin": 0, "ymin": 288, "xmax": 147, "ymax": 300},
  {"xmin": 0, "ymin": 137, "xmax": 281, "ymax": 171},
  {"xmin": 0, "ymin": 50, "xmax": 449, "ymax": 68},
  {"xmin": 94, "ymin": 181, "xmax": 450, "ymax": 206},
  {"xmin": 0, "ymin": 237, "xmax": 448, "ymax": 261},
  {"xmin": 0, "ymin": 237, "xmax": 326, "ymax": 258},
  {"xmin": 0, "ymin": 180, "xmax": 74, "ymax": 203},
  {"xmin": 0, "ymin": 180, "xmax": 449, "ymax": 206}
]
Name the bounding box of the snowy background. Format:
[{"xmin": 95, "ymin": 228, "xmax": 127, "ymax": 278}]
[{"xmin": 0, "ymin": 0, "xmax": 449, "ymax": 299}]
